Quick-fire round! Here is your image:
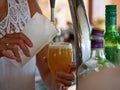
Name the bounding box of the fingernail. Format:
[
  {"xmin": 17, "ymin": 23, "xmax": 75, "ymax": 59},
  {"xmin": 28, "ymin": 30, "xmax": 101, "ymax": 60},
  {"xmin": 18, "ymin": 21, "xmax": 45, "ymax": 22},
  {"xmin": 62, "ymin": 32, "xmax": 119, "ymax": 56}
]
[
  {"xmin": 69, "ymin": 62, "xmax": 76, "ymax": 66},
  {"xmin": 17, "ymin": 58, "xmax": 22, "ymax": 63},
  {"xmin": 26, "ymin": 52, "xmax": 31, "ymax": 57},
  {"xmin": 69, "ymin": 63, "xmax": 74, "ymax": 67},
  {"xmin": 29, "ymin": 42, "xmax": 33, "ymax": 47},
  {"xmin": 9, "ymin": 54, "xmax": 17, "ymax": 60}
]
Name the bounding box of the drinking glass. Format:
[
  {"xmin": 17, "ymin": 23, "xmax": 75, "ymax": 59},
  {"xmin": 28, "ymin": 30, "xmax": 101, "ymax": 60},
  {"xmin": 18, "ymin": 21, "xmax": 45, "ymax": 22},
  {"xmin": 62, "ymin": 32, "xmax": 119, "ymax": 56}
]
[{"xmin": 48, "ymin": 42, "xmax": 73, "ymax": 90}]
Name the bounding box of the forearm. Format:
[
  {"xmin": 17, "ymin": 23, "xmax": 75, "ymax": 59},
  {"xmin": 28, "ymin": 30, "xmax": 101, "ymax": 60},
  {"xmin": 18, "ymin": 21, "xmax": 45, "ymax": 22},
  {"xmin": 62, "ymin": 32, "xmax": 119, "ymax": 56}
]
[
  {"xmin": 36, "ymin": 46, "xmax": 56, "ymax": 90},
  {"xmin": 40, "ymin": 68, "xmax": 56, "ymax": 90},
  {"xmin": 36, "ymin": 60, "xmax": 56, "ymax": 90}
]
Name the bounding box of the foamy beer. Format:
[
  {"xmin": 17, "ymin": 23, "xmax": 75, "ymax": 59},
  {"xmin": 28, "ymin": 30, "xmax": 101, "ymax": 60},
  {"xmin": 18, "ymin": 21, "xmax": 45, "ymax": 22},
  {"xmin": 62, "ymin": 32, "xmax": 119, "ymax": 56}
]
[{"xmin": 48, "ymin": 42, "xmax": 73, "ymax": 80}]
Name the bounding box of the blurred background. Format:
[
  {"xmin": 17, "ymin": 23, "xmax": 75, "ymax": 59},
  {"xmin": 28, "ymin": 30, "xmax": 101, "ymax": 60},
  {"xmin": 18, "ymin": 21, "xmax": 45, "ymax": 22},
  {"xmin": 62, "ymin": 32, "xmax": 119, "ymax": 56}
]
[
  {"xmin": 35, "ymin": 0, "xmax": 120, "ymax": 90},
  {"xmin": 36, "ymin": 0, "xmax": 120, "ymax": 42}
]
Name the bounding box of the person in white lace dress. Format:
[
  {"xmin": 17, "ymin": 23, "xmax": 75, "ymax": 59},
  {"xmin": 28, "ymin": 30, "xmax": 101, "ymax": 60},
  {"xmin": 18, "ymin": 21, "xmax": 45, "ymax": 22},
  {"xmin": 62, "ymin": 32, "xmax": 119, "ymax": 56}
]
[{"xmin": 0, "ymin": 0, "xmax": 76, "ymax": 90}]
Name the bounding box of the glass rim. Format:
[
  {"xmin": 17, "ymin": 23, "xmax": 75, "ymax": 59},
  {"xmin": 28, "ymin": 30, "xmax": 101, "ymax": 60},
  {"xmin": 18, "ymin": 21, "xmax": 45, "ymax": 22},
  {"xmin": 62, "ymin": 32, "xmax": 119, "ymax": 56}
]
[{"xmin": 49, "ymin": 42, "xmax": 72, "ymax": 49}]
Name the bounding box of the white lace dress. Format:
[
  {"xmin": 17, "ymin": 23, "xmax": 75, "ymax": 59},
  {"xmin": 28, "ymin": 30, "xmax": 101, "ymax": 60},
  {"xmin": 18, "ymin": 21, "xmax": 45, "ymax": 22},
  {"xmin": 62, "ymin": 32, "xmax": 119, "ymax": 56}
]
[{"xmin": 0, "ymin": 0, "xmax": 36, "ymax": 90}]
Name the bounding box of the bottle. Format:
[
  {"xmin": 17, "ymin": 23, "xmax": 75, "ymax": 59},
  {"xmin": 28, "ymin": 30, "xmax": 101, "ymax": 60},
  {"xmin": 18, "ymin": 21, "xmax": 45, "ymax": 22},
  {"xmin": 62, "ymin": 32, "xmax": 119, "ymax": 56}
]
[
  {"xmin": 104, "ymin": 5, "xmax": 120, "ymax": 65},
  {"xmin": 77, "ymin": 27, "xmax": 114, "ymax": 89}
]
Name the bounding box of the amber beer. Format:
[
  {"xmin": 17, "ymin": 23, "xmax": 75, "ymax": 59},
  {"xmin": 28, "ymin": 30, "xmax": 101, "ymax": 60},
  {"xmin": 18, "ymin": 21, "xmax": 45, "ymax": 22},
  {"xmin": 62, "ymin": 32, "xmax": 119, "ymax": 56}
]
[{"xmin": 48, "ymin": 42, "xmax": 73, "ymax": 80}]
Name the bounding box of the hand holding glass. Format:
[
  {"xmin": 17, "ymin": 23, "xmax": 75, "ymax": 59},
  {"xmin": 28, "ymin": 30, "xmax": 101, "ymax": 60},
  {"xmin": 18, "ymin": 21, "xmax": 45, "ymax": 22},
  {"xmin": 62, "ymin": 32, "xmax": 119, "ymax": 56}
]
[{"xmin": 48, "ymin": 42, "xmax": 73, "ymax": 89}]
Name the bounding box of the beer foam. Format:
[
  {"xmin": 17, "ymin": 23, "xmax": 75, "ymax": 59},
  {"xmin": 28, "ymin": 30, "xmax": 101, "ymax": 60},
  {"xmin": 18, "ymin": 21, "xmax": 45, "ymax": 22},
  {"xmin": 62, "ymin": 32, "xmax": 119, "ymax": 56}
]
[{"xmin": 49, "ymin": 42, "xmax": 72, "ymax": 49}]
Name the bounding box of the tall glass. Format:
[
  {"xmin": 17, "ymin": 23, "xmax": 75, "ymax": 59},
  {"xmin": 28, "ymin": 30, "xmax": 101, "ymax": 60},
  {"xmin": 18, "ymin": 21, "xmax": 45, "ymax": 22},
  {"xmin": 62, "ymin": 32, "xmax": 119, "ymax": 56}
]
[{"xmin": 48, "ymin": 42, "xmax": 73, "ymax": 89}]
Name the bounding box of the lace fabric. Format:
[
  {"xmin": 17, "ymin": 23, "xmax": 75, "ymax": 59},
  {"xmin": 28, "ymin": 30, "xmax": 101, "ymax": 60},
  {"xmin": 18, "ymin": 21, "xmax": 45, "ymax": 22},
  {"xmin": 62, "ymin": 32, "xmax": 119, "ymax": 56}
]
[{"xmin": 0, "ymin": 0, "xmax": 31, "ymax": 38}]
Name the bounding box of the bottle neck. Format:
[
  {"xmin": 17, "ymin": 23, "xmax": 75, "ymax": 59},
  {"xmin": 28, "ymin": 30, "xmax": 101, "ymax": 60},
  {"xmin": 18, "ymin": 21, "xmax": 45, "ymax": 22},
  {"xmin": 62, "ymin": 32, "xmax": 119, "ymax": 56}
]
[
  {"xmin": 105, "ymin": 12, "xmax": 119, "ymax": 38},
  {"xmin": 106, "ymin": 23, "xmax": 118, "ymax": 32},
  {"xmin": 105, "ymin": 25, "xmax": 119, "ymax": 39},
  {"xmin": 90, "ymin": 39, "xmax": 106, "ymax": 59},
  {"xmin": 106, "ymin": 15, "xmax": 117, "ymax": 26},
  {"xmin": 105, "ymin": 11, "xmax": 118, "ymax": 35},
  {"xmin": 91, "ymin": 39, "xmax": 103, "ymax": 48},
  {"xmin": 90, "ymin": 48, "xmax": 106, "ymax": 59}
]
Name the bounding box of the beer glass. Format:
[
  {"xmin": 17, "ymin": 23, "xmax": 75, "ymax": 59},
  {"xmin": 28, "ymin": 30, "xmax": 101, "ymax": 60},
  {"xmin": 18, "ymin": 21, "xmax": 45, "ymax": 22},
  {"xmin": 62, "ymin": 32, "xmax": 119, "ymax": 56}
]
[{"xmin": 48, "ymin": 42, "xmax": 73, "ymax": 89}]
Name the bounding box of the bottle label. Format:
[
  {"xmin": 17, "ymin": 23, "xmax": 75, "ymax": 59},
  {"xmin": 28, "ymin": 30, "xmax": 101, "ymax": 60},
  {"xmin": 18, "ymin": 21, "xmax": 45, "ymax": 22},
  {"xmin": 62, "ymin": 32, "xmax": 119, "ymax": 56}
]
[
  {"xmin": 91, "ymin": 40, "xmax": 103, "ymax": 48},
  {"xmin": 92, "ymin": 30, "xmax": 104, "ymax": 37}
]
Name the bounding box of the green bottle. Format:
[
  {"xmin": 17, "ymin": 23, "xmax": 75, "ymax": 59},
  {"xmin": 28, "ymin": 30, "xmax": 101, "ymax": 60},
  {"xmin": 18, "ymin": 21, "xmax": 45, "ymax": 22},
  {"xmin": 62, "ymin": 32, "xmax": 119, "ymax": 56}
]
[{"xmin": 104, "ymin": 5, "xmax": 120, "ymax": 65}]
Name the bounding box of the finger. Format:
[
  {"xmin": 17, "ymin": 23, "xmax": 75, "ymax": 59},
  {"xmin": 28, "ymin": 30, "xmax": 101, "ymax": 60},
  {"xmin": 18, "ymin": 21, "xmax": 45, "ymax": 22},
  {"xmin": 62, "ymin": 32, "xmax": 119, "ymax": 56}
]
[
  {"xmin": 2, "ymin": 50, "xmax": 17, "ymax": 60},
  {"xmin": 18, "ymin": 33, "xmax": 33, "ymax": 47},
  {"xmin": 6, "ymin": 33, "xmax": 33, "ymax": 47},
  {"xmin": 56, "ymin": 75, "xmax": 73, "ymax": 87},
  {"xmin": 69, "ymin": 62, "xmax": 76, "ymax": 68},
  {"xmin": 57, "ymin": 72, "xmax": 75, "ymax": 81},
  {"xmin": 11, "ymin": 45, "xmax": 22, "ymax": 62},
  {"xmin": 17, "ymin": 40, "xmax": 31, "ymax": 57},
  {"xmin": 69, "ymin": 62, "xmax": 76, "ymax": 73}
]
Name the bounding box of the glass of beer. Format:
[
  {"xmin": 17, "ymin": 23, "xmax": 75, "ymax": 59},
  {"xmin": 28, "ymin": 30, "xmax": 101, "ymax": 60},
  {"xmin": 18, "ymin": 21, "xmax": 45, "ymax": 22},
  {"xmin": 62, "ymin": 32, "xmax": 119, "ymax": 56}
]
[{"xmin": 48, "ymin": 42, "xmax": 73, "ymax": 89}]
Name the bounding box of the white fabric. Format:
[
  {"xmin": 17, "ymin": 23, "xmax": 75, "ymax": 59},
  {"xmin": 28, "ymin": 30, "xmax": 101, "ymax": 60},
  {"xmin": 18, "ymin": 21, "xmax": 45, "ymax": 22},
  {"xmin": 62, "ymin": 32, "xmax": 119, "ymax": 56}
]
[
  {"xmin": 0, "ymin": 56, "xmax": 36, "ymax": 90},
  {"xmin": 0, "ymin": 0, "xmax": 36, "ymax": 90}
]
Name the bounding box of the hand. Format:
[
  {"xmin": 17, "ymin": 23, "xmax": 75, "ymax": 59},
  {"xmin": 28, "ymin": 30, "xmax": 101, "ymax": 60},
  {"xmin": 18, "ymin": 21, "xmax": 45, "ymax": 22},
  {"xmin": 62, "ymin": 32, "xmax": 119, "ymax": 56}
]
[
  {"xmin": 56, "ymin": 62, "xmax": 76, "ymax": 90},
  {"xmin": 0, "ymin": 32, "xmax": 33, "ymax": 62}
]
